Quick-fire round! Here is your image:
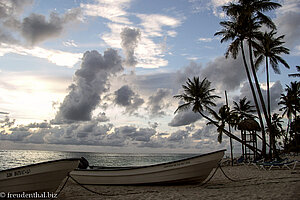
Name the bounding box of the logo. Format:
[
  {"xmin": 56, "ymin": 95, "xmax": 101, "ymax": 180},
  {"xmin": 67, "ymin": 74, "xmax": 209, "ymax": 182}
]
[{"xmin": 0, "ymin": 192, "xmax": 6, "ymax": 198}]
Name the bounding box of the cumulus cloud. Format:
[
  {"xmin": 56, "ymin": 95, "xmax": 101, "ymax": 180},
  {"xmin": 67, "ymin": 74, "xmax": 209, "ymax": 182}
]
[
  {"xmin": 21, "ymin": 8, "xmax": 82, "ymax": 45},
  {"xmin": 120, "ymin": 27, "xmax": 141, "ymax": 68},
  {"xmin": 114, "ymin": 85, "xmax": 144, "ymax": 114},
  {"xmin": 175, "ymin": 54, "xmax": 246, "ymax": 92},
  {"xmin": 147, "ymin": 88, "xmax": 172, "ymax": 117},
  {"xmin": 54, "ymin": 49, "xmax": 123, "ymax": 123}
]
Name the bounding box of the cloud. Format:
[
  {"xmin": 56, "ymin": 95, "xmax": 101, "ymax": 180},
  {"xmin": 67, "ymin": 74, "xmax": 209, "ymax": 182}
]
[
  {"xmin": 0, "ymin": 43, "xmax": 82, "ymax": 67},
  {"xmin": 0, "ymin": 0, "xmax": 33, "ymax": 43},
  {"xmin": 114, "ymin": 85, "xmax": 144, "ymax": 114},
  {"xmin": 21, "ymin": 8, "xmax": 82, "ymax": 45},
  {"xmin": 63, "ymin": 40, "xmax": 78, "ymax": 47},
  {"xmin": 275, "ymin": 0, "xmax": 300, "ymax": 51},
  {"xmin": 120, "ymin": 27, "xmax": 141, "ymax": 68},
  {"xmin": 137, "ymin": 14, "xmax": 181, "ymax": 37},
  {"xmin": 81, "ymin": 0, "xmax": 182, "ymax": 69},
  {"xmin": 168, "ymin": 111, "xmax": 202, "ymax": 127},
  {"xmin": 188, "ymin": 0, "xmax": 232, "ymax": 18},
  {"xmin": 201, "ymin": 54, "xmax": 246, "ymax": 91},
  {"xmin": 54, "ymin": 49, "xmax": 123, "ymax": 123},
  {"xmin": 167, "ymin": 129, "xmax": 190, "ymax": 142},
  {"xmin": 198, "ymin": 37, "xmax": 214, "ymax": 42},
  {"xmin": 238, "ymin": 80, "xmax": 283, "ymax": 113},
  {"xmin": 147, "ymin": 88, "xmax": 172, "ymax": 117},
  {"xmin": 81, "ymin": 0, "xmax": 132, "ymax": 24},
  {"xmin": 175, "ymin": 54, "xmax": 246, "ymax": 92}
]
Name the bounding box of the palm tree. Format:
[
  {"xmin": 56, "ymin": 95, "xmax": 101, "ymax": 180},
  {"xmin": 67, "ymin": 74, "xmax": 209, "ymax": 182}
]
[
  {"xmin": 254, "ymin": 30, "xmax": 290, "ymax": 120},
  {"xmin": 215, "ymin": 0, "xmax": 282, "ymax": 158},
  {"xmin": 215, "ymin": 16, "xmax": 267, "ymax": 156},
  {"xmin": 174, "ymin": 77, "xmax": 261, "ymax": 155},
  {"xmin": 267, "ymin": 113, "xmax": 284, "ymax": 158},
  {"xmin": 279, "ymin": 81, "xmax": 300, "ymax": 144},
  {"xmin": 288, "ymin": 66, "xmax": 300, "ymax": 77},
  {"xmin": 233, "ymin": 97, "xmax": 256, "ymax": 121},
  {"xmin": 208, "ymin": 105, "xmax": 237, "ymax": 143}
]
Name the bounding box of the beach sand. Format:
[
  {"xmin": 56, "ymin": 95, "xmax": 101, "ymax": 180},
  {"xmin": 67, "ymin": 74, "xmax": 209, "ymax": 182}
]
[{"xmin": 56, "ymin": 163, "xmax": 300, "ymax": 200}]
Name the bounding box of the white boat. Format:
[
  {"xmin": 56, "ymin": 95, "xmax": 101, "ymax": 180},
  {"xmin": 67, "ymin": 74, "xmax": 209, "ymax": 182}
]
[
  {"xmin": 0, "ymin": 158, "xmax": 80, "ymax": 193},
  {"xmin": 70, "ymin": 149, "xmax": 225, "ymax": 185}
]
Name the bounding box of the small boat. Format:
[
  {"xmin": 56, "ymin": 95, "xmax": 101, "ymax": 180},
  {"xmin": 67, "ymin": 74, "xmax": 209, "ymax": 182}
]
[
  {"xmin": 0, "ymin": 158, "xmax": 81, "ymax": 193},
  {"xmin": 70, "ymin": 149, "xmax": 225, "ymax": 185}
]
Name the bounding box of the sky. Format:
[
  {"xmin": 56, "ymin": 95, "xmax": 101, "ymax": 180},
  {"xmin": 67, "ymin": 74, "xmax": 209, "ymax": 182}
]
[{"xmin": 0, "ymin": 0, "xmax": 299, "ymax": 154}]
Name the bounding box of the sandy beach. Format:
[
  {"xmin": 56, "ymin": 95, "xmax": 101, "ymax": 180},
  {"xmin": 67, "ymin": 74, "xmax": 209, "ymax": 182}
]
[{"xmin": 56, "ymin": 162, "xmax": 300, "ymax": 200}]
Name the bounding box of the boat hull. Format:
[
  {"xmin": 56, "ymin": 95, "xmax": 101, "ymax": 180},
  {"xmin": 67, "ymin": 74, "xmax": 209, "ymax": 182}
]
[
  {"xmin": 0, "ymin": 158, "xmax": 80, "ymax": 193},
  {"xmin": 70, "ymin": 150, "xmax": 225, "ymax": 185}
]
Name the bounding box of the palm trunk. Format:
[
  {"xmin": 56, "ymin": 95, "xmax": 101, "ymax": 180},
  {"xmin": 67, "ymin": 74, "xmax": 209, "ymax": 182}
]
[
  {"xmin": 248, "ymin": 40, "xmax": 272, "ymax": 129},
  {"xmin": 248, "ymin": 40, "xmax": 274, "ymax": 156},
  {"xmin": 266, "ymin": 57, "xmax": 271, "ymax": 120},
  {"xmin": 241, "ymin": 42, "xmax": 266, "ymax": 157},
  {"xmin": 198, "ymin": 111, "xmax": 262, "ymax": 156}
]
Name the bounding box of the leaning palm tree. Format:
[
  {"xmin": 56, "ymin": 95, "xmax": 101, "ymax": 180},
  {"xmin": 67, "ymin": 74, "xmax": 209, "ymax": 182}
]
[
  {"xmin": 174, "ymin": 77, "xmax": 261, "ymax": 155},
  {"xmin": 215, "ymin": 0, "xmax": 282, "ymax": 158},
  {"xmin": 254, "ymin": 30, "xmax": 290, "ymax": 119}
]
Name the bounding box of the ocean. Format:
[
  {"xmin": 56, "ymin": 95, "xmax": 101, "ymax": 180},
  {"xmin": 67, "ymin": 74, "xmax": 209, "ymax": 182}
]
[{"xmin": 0, "ymin": 150, "xmax": 197, "ymax": 171}]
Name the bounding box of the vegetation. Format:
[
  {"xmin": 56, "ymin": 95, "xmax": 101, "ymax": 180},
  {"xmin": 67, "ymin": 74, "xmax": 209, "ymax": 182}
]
[
  {"xmin": 172, "ymin": 0, "xmax": 300, "ymax": 159},
  {"xmin": 174, "ymin": 77, "xmax": 261, "ymax": 155}
]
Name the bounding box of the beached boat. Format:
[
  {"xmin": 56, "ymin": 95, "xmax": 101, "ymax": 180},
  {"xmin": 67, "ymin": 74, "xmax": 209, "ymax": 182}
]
[
  {"xmin": 70, "ymin": 149, "xmax": 225, "ymax": 185},
  {"xmin": 0, "ymin": 158, "xmax": 80, "ymax": 193}
]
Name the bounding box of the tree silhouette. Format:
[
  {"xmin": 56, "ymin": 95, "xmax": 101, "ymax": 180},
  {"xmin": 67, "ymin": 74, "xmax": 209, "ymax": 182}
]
[
  {"xmin": 215, "ymin": 0, "xmax": 281, "ymax": 157},
  {"xmin": 254, "ymin": 30, "xmax": 290, "ymax": 119},
  {"xmin": 174, "ymin": 77, "xmax": 261, "ymax": 155}
]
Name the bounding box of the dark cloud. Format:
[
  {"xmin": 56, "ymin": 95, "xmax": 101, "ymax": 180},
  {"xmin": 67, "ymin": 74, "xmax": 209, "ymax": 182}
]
[
  {"xmin": 21, "ymin": 8, "xmax": 81, "ymax": 45},
  {"xmin": 120, "ymin": 27, "xmax": 141, "ymax": 67},
  {"xmin": 0, "ymin": 0, "xmax": 33, "ymax": 43},
  {"xmin": 175, "ymin": 53, "xmax": 248, "ymax": 92},
  {"xmin": 167, "ymin": 130, "xmax": 189, "ymax": 142},
  {"xmin": 147, "ymin": 88, "xmax": 172, "ymax": 117},
  {"xmin": 175, "ymin": 62, "xmax": 203, "ymax": 84},
  {"xmin": 114, "ymin": 85, "xmax": 144, "ymax": 114},
  {"xmin": 168, "ymin": 111, "xmax": 201, "ymax": 127},
  {"xmin": 54, "ymin": 49, "xmax": 123, "ymax": 123},
  {"xmin": 192, "ymin": 124, "xmax": 216, "ymax": 139},
  {"xmin": 0, "ymin": 1, "xmax": 81, "ymax": 46},
  {"xmin": 238, "ymin": 80, "xmax": 283, "ymax": 113},
  {"xmin": 275, "ymin": 0, "xmax": 300, "ymax": 50}
]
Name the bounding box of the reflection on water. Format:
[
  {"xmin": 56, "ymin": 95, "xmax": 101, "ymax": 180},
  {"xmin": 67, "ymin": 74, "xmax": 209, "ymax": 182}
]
[{"xmin": 0, "ymin": 150, "xmax": 197, "ymax": 171}]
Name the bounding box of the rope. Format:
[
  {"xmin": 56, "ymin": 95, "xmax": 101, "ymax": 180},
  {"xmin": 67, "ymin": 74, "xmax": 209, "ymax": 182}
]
[
  {"xmin": 67, "ymin": 174, "xmax": 158, "ymax": 197},
  {"xmin": 51, "ymin": 175, "xmax": 70, "ymax": 200},
  {"xmin": 200, "ymin": 164, "xmax": 221, "ymax": 186},
  {"xmin": 219, "ymin": 165, "xmax": 238, "ymax": 182},
  {"xmin": 67, "ymin": 174, "xmax": 115, "ymax": 196}
]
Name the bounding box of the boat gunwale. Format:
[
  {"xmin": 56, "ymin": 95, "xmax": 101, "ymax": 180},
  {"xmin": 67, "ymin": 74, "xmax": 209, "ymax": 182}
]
[
  {"xmin": 0, "ymin": 158, "xmax": 81, "ymax": 173},
  {"xmin": 74, "ymin": 149, "xmax": 226, "ymax": 172}
]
